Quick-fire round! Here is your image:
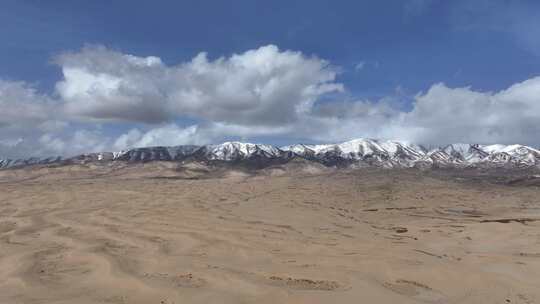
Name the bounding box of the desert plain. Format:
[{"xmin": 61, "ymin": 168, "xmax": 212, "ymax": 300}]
[{"xmin": 0, "ymin": 161, "xmax": 539, "ymax": 304}]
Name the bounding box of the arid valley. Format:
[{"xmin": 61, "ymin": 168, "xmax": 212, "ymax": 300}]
[{"xmin": 0, "ymin": 162, "xmax": 539, "ymax": 304}]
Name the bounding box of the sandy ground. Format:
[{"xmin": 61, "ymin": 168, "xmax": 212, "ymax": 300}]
[{"xmin": 0, "ymin": 163, "xmax": 539, "ymax": 303}]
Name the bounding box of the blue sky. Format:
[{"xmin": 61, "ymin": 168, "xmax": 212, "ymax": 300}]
[
  {"xmin": 4, "ymin": 0, "xmax": 540, "ymax": 94},
  {"xmin": 1, "ymin": 0, "xmax": 540, "ymax": 157}
]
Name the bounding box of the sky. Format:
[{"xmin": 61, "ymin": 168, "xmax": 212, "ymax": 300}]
[{"xmin": 1, "ymin": 0, "xmax": 540, "ymax": 158}]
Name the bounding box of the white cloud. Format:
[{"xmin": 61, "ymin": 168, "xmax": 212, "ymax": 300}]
[
  {"xmin": 107, "ymin": 76, "xmax": 540, "ymax": 149},
  {"xmin": 401, "ymin": 78, "xmax": 540, "ymax": 145},
  {"xmin": 0, "ymin": 129, "xmax": 111, "ymax": 159},
  {"xmin": 0, "ymin": 80, "xmax": 58, "ymax": 130},
  {"xmin": 111, "ymin": 122, "xmax": 292, "ymax": 150},
  {"xmin": 305, "ymin": 77, "xmax": 540, "ymax": 146},
  {"xmin": 354, "ymin": 62, "xmax": 365, "ymax": 71},
  {"xmin": 0, "ymin": 79, "xmax": 72, "ymax": 158},
  {"xmin": 55, "ymin": 45, "xmax": 343, "ymax": 126},
  {"xmin": 113, "ymin": 124, "xmax": 203, "ymax": 150},
  {"xmin": 3, "ymin": 45, "xmax": 540, "ymax": 159}
]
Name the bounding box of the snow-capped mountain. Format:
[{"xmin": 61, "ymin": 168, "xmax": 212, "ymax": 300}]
[
  {"xmin": 111, "ymin": 145, "xmax": 201, "ymax": 162},
  {"xmin": 195, "ymin": 142, "xmax": 285, "ymax": 161},
  {"xmin": 282, "ymin": 139, "xmax": 426, "ymax": 167},
  {"xmin": 440, "ymin": 144, "xmax": 488, "ymax": 163},
  {"xmin": 479, "ymin": 144, "xmax": 540, "ymax": 167},
  {"xmin": 1, "ymin": 139, "xmax": 540, "ymax": 170},
  {"xmin": 0, "ymin": 156, "xmax": 63, "ymax": 169}
]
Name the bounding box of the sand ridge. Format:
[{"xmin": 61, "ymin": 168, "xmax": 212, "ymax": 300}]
[{"xmin": 0, "ymin": 165, "xmax": 539, "ymax": 303}]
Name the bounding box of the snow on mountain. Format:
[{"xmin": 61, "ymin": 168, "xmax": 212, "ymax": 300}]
[
  {"xmin": 1, "ymin": 139, "xmax": 540, "ymax": 170},
  {"xmin": 280, "ymin": 143, "xmax": 332, "ymax": 156},
  {"xmin": 282, "ymin": 139, "xmax": 427, "ymax": 167},
  {"xmin": 112, "ymin": 145, "xmax": 201, "ymax": 162},
  {"xmin": 480, "ymin": 144, "xmax": 540, "ymax": 156},
  {"xmin": 478, "ymin": 144, "xmax": 540, "ymax": 166},
  {"xmin": 0, "ymin": 159, "xmax": 12, "ymax": 169},
  {"xmin": 199, "ymin": 142, "xmax": 284, "ymax": 161},
  {"xmin": 0, "ymin": 156, "xmax": 63, "ymax": 169},
  {"xmin": 438, "ymin": 144, "xmax": 488, "ymax": 164}
]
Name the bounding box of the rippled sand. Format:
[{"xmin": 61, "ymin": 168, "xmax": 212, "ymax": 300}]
[{"xmin": 0, "ymin": 164, "xmax": 539, "ymax": 303}]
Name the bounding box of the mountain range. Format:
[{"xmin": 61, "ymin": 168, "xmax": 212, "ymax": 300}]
[{"xmin": 2, "ymin": 139, "xmax": 540, "ymax": 170}]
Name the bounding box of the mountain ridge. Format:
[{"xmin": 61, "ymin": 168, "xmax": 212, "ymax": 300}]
[{"xmin": 2, "ymin": 139, "xmax": 540, "ymax": 170}]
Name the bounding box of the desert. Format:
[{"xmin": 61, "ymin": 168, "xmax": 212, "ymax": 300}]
[
  {"xmin": 1, "ymin": 162, "xmax": 539, "ymax": 304},
  {"xmin": 4, "ymin": 1, "xmax": 540, "ymax": 303}
]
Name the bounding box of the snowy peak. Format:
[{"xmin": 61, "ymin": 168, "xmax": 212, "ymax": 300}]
[
  {"xmin": 282, "ymin": 139, "xmax": 427, "ymax": 167},
  {"xmin": 478, "ymin": 144, "xmax": 540, "ymax": 166},
  {"xmin": 440, "ymin": 144, "xmax": 488, "ymax": 163},
  {"xmin": 111, "ymin": 145, "xmax": 201, "ymax": 162},
  {"xmin": 281, "ymin": 143, "xmax": 331, "ymax": 155},
  {"xmin": 1, "ymin": 139, "xmax": 540, "ymax": 170},
  {"xmin": 480, "ymin": 144, "xmax": 540, "ymax": 156},
  {"xmin": 0, "ymin": 156, "xmax": 63, "ymax": 169},
  {"xmin": 281, "ymin": 143, "xmax": 330, "ymax": 155},
  {"xmin": 199, "ymin": 142, "xmax": 284, "ymax": 161}
]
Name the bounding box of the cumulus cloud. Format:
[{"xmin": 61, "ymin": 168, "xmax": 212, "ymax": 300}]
[
  {"xmin": 113, "ymin": 125, "xmax": 203, "ymax": 150},
  {"xmin": 64, "ymin": 130, "xmax": 111, "ymax": 155},
  {"xmin": 0, "ymin": 80, "xmax": 59, "ymax": 130},
  {"xmin": 3, "ymin": 44, "xmax": 540, "ymax": 159},
  {"xmin": 111, "ymin": 122, "xmax": 293, "ymax": 151},
  {"xmin": 107, "ymin": 75, "xmax": 540, "ymax": 150},
  {"xmin": 305, "ymin": 77, "xmax": 540, "ymax": 146},
  {"xmin": 0, "ymin": 129, "xmax": 111, "ymax": 159},
  {"xmin": 401, "ymin": 78, "xmax": 540, "ymax": 145},
  {"xmin": 55, "ymin": 45, "xmax": 343, "ymax": 126},
  {"xmin": 0, "ymin": 79, "xmax": 72, "ymax": 158}
]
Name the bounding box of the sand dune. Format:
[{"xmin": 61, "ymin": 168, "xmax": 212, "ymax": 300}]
[{"xmin": 0, "ymin": 165, "xmax": 539, "ymax": 303}]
